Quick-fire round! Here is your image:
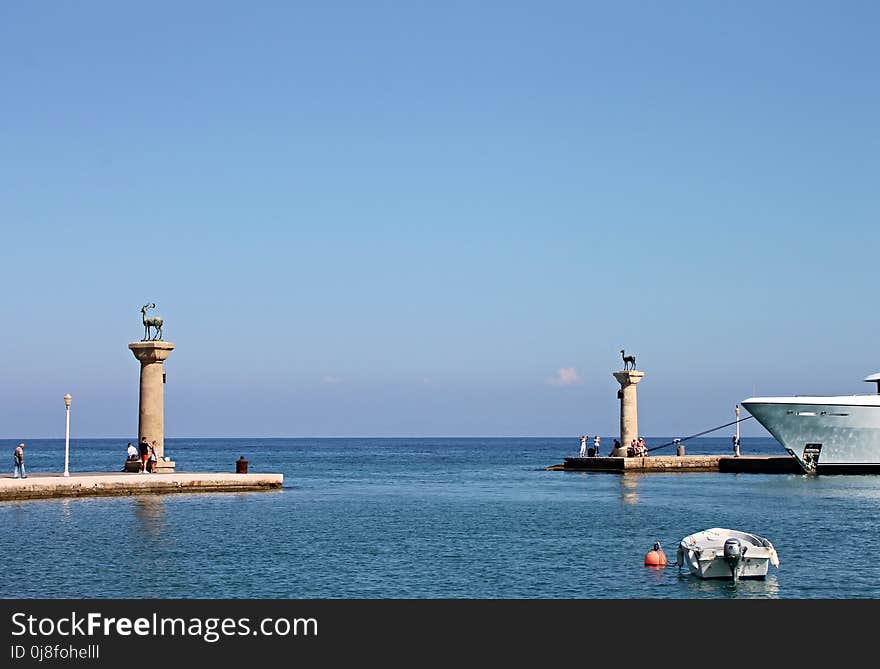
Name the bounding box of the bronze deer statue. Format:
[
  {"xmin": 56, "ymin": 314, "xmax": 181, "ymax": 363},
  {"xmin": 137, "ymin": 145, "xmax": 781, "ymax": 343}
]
[
  {"xmin": 620, "ymin": 349, "xmax": 636, "ymax": 371},
  {"xmin": 141, "ymin": 303, "xmax": 164, "ymax": 341}
]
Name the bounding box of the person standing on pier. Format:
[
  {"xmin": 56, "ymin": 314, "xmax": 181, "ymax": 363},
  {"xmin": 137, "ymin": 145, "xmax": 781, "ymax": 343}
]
[
  {"xmin": 593, "ymin": 435, "xmax": 601, "ymax": 456},
  {"xmin": 149, "ymin": 441, "xmax": 159, "ymax": 473},
  {"xmin": 13, "ymin": 443, "xmax": 26, "ymax": 478},
  {"xmin": 139, "ymin": 436, "xmax": 150, "ymax": 473},
  {"xmin": 579, "ymin": 435, "xmax": 587, "ymax": 458}
]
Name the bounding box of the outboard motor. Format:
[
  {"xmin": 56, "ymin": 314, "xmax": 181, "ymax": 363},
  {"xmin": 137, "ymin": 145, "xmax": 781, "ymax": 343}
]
[{"xmin": 723, "ymin": 538, "xmax": 744, "ymax": 581}]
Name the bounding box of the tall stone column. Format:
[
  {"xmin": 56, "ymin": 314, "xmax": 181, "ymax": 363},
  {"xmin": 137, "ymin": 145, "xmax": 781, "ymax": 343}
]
[
  {"xmin": 612, "ymin": 370, "xmax": 645, "ymax": 456},
  {"xmin": 129, "ymin": 341, "xmax": 175, "ymax": 462}
]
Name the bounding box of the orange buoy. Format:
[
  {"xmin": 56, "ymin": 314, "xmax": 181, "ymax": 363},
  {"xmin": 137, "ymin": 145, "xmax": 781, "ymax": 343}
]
[{"xmin": 644, "ymin": 541, "xmax": 668, "ymax": 567}]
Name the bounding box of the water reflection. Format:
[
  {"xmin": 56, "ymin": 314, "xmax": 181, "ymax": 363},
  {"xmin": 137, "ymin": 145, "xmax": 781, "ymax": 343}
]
[
  {"xmin": 679, "ymin": 572, "xmax": 781, "ymax": 599},
  {"xmin": 620, "ymin": 474, "xmax": 642, "ymax": 505},
  {"xmin": 643, "ymin": 565, "xmax": 667, "ymax": 586},
  {"xmin": 60, "ymin": 498, "xmax": 73, "ymax": 523},
  {"xmin": 133, "ymin": 496, "xmax": 165, "ymax": 540}
]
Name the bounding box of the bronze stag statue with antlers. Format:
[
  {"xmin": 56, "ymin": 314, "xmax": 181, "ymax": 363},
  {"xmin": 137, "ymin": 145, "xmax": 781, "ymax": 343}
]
[{"xmin": 141, "ymin": 303, "xmax": 164, "ymax": 341}]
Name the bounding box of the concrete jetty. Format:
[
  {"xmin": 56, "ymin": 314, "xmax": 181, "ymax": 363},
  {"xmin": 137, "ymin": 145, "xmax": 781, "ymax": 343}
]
[
  {"xmin": 547, "ymin": 455, "xmax": 803, "ymax": 474},
  {"xmin": 0, "ymin": 472, "xmax": 283, "ymax": 502}
]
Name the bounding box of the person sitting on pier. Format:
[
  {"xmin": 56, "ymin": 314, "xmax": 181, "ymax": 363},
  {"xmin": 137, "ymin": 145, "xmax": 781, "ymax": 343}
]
[
  {"xmin": 122, "ymin": 441, "xmax": 139, "ymax": 471},
  {"xmin": 628, "ymin": 439, "xmax": 637, "ymax": 457},
  {"xmin": 613, "ymin": 439, "xmax": 620, "ymax": 456}
]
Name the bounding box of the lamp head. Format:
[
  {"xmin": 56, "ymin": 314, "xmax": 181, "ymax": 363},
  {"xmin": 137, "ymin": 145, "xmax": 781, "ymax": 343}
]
[{"xmin": 64, "ymin": 393, "xmax": 72, "ymax": 408}]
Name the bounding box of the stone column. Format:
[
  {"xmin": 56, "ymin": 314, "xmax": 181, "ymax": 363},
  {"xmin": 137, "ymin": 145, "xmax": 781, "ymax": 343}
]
[
  {"xmin": 612, "ymin": 370, "xmax": 645, "ymax": 456},
  {"xmin": 129, "ymin": 341, "xmax": 175, "ymax": 467}
]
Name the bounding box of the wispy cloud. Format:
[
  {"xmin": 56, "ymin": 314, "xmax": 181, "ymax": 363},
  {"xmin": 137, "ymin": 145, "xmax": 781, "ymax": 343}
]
[
  {"xmin": 321, "ymin": 376, "xmax": 341, "ymax": 385},
  {"xmin": 545, "ymin": 367, "xmax": 582, "ymax": 386}
]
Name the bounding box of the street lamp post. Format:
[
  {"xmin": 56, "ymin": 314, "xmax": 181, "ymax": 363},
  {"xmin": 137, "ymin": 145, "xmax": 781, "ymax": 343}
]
[{"xmin": 63, "ymin": 393, "xmax": 72, "ymax": 477}]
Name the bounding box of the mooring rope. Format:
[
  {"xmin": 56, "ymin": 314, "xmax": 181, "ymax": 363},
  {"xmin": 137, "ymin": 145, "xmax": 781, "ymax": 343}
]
[{"xmin": 644, "ymin": 415, "xmax": 755, "ymax": 454}]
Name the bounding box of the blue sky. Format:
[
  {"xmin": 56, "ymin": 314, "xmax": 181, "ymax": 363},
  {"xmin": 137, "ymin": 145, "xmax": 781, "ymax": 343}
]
[{"xmin": 1, "ymin": 1, "xmax": 877, "ymax": 438}]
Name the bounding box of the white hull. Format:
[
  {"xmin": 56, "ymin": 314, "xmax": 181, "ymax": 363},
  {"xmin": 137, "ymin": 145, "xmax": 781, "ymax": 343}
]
[
  {"xmin": 685, "ymin": 556, "xmax": 771, "ymax": 580},
  {"xmin": 742, "ymin": 395, "xmax": 880, "ymax": 472},
  {"xmin": 678, "ymin": 528, "xmax": 779, "ymax": 581}
]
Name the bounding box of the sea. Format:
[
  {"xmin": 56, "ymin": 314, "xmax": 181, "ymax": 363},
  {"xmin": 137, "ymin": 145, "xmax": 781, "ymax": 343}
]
[{"xmin": 1, "ymin": 436, "xmax": 878, "ymax": 599}]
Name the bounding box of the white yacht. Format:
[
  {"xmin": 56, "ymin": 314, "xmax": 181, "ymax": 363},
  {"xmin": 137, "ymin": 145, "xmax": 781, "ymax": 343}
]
[{"xmin": 741, "ymin": 374, "xmax": 880, "ymax": 473}]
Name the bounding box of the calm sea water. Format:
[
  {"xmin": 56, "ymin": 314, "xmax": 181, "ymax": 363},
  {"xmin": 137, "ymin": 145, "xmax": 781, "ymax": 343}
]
[{"xmin": 1, "ymin": 436, "xmax": 878, "ymax": 599}]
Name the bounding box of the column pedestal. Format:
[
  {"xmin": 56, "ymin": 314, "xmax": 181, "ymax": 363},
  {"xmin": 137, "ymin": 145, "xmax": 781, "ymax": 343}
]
[
  {"xmin": 612, "ymin": 370, "xmax": 645, "ymax": 456},
  {"xmin": 129, "ymin": 341, "xmax": 176, "ymax": 471}
]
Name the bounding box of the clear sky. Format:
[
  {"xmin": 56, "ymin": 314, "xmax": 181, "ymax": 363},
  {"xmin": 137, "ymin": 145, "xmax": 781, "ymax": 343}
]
[{"xmin": 1, "ymin": 1, "xmax": 877, "ymax": 438}]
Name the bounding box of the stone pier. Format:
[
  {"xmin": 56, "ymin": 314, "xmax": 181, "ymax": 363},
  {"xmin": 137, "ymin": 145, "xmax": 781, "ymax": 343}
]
[
  {"xmin": 0, "ymin": 472, "xmax": 283, "ymax": 501},
  {"xmin": 613, "ymin": 370, "xmax": 645, "ymax": 456},
  {"xmin": 548, "ymin": 455, "xmax": 802, "ymax": 474},
  {"xmin": 129, "ymin": 340, "xmax": 176, "ymax": 472}
]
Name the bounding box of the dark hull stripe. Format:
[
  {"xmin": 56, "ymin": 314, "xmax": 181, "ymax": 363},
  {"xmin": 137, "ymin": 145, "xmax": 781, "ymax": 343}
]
[
  {"xmin": 744, "ymin": 402, "xmax": 880, "ymax": 409},
  {"xmin": 816, "ymin": 464, "xmax": 880, "ymax": 474}
]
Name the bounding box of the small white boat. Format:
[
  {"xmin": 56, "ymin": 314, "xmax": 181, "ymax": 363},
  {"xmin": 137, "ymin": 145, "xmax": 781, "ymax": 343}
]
[{"xmin": 677, "ymin": 528, "xmax": 780, "ymax": 581}]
